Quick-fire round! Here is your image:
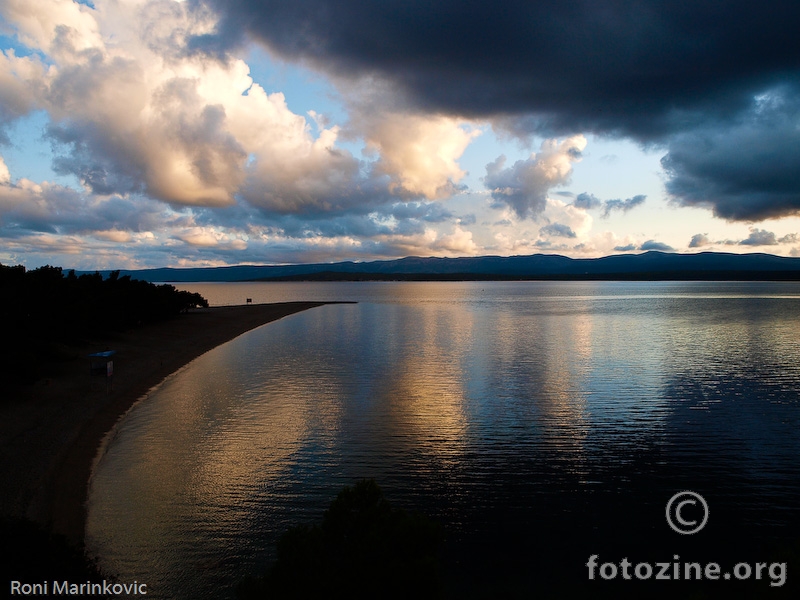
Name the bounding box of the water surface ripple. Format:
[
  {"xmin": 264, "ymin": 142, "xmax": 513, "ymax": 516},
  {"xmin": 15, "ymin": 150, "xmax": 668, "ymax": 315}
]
[{"xmin": 86, "ymin": 282, "xmax": 800, "ymax": 598}]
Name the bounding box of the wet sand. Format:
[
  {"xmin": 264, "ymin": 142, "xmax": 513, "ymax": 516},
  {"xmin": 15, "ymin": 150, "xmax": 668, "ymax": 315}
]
[{"xmin": 0, "ymin": 302, "xmax": 331, "ymax": 543}]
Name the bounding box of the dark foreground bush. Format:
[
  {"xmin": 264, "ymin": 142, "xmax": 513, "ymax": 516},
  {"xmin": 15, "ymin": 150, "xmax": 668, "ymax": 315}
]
[
  {"xmin": 238, "ymin": 479, "xmax": 443, "ymax": 599},
  {"xmin": 0, "ymin": 518, "xmax": 107, "ymax": 590}
]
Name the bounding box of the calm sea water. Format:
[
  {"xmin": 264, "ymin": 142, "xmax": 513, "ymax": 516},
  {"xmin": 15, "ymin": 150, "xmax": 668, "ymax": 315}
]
[{"xmin": 86, "ymin": 282, "xmax": 800, "ymax": 598}]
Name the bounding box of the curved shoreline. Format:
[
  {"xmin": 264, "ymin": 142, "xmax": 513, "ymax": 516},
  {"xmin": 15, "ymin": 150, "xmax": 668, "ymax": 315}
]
[{"xmin": 0, "ymin": 302, "xmax": 333, "ymax": 544}]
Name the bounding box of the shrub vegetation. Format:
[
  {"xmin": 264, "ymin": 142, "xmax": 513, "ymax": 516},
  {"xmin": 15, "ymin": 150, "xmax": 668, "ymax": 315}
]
[
  {"xmin": 238, "ymin": 479, "xmax": 443, "ymax": 599},
  {"xmin": 0, "ymin": 264, "xmax": 207, "ymax": 383}
]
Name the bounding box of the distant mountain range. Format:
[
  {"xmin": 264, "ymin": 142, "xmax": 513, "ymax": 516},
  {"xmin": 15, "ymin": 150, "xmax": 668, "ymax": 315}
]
[{"xmin": 84, "ymin": 251, "xmax": 800, "ymax": 282}]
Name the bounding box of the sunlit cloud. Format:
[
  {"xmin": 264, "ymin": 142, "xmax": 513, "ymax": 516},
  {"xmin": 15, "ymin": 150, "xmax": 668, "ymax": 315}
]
[
  {"xmin": 688, "ymin": 233, "xmax": 711, "ymax": 248},
  {"xmin": 93, "ymin": 230, "xmax": 133, "ymax": 243},
  {"xmin": 0, "ymin": 156, "xmax": 9, "ymax": 184},
  {"xmin": 485, "ymin": 135, "xmax": 586, "ymax": 219},
  {"xmin": 363, "ymin": 114, "xmax": 480, "ymax": 199},
  {"xmin": 2, "ymin": 0, "xmax": 401, "ymax": 214}
]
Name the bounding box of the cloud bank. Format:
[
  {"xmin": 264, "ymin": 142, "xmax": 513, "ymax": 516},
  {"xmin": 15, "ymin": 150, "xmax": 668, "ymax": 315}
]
[
  {"xmin": 0, "ymin": 0, "xmax": 492, "ymax": 266},
  {"xmin": 205, "ymin": 1, "xmax": 799, "ymax": 134},
  {"xmin": 1, "ymin": 0, "xmax": 388, "ymax": 213},
  {"xmin": 662, "ymin": 88, "xmax": 800, "ymax": 220},
  {"xmin": 205, "ymin": 0, "xmax": 800, "ymax": 222}
]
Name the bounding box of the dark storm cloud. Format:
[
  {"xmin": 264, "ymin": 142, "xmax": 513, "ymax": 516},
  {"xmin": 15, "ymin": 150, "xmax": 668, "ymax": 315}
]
[
  {"xmin": 201, "ymin": 0, "xmax": 800, "ymax": 222},
  {"xmin": 203, "ymin": 0, "xmax": 800, "ymax": 138},
  {"xmin": 662, "ymin": 87, "xmax": 800, "ymax": 220}
]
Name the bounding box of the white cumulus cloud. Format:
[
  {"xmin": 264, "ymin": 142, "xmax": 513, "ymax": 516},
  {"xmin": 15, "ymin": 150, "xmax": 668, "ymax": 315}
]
[
  {"xmin": 0, "ymin": 0, "xmax": 377, "ymax": 212},
  {"xmin": 365, "ymin": 114, "xmax": 480, "ymax": 199}
]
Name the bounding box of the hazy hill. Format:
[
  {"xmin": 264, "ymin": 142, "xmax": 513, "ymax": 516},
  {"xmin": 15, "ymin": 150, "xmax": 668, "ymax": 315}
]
[{"xmin": 83, "ymin": 251, "xmax": 800, "ymax": 282}]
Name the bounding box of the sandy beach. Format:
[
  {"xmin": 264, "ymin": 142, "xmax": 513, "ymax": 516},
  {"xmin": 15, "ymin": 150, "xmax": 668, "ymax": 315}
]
[{"xmin": 0, "ymin": 302, "xmax": 329, "ymax": 543}]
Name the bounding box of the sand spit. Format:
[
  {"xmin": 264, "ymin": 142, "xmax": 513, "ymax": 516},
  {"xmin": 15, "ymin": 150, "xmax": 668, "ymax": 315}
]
[{"xmin": 0, "ymin": 302, "xmax": 336, "ymax": 543}]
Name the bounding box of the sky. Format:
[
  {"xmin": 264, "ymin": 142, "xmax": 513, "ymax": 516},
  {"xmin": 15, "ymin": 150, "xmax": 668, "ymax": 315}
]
[{"xmin": 1, "ymin": 0, "xmax": 799, "ymax": 269}]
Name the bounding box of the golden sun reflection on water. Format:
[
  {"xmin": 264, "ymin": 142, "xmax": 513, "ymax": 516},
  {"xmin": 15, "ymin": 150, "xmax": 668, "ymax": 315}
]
[{"xmin": 378, "ymin": 303, "xmax": 473, "ymax": 466}]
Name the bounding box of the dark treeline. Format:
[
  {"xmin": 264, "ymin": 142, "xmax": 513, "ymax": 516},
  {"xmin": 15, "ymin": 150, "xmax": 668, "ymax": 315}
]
[
  {"xmin": 1, "ymin": 518, "xmax": 106, "ymax": 591},
  {"xmin": 0, "ymin": 264, "xmax": 208, "ymax": 384}
]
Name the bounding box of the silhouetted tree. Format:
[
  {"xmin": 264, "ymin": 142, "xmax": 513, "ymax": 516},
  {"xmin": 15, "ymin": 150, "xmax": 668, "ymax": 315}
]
[
  {"xmin": 0, "ymin": 518, "xmax": 107, "ymax": 587},
  {"xmin": 238, "ymin": 479, "xmax": 443, "ymax": 599},
  {"xmin": 0, "ymin": 263, "xmax": 208, "ymax": 384}
]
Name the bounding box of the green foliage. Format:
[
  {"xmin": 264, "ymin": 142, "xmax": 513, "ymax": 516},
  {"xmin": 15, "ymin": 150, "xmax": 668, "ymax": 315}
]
[
  {"xmin": 238, "ymin": 479, "xmax": 443, "ymax": 599},
  {"xmin": 0, "ymin": 263, "xmax": 208, "ymax": 384}
]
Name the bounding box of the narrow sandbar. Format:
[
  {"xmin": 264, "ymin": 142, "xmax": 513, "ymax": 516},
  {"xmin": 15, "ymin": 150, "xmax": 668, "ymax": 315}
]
[{"xmin": 0, "ymin": 302, "xmax": 333, "ymax": 543}]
